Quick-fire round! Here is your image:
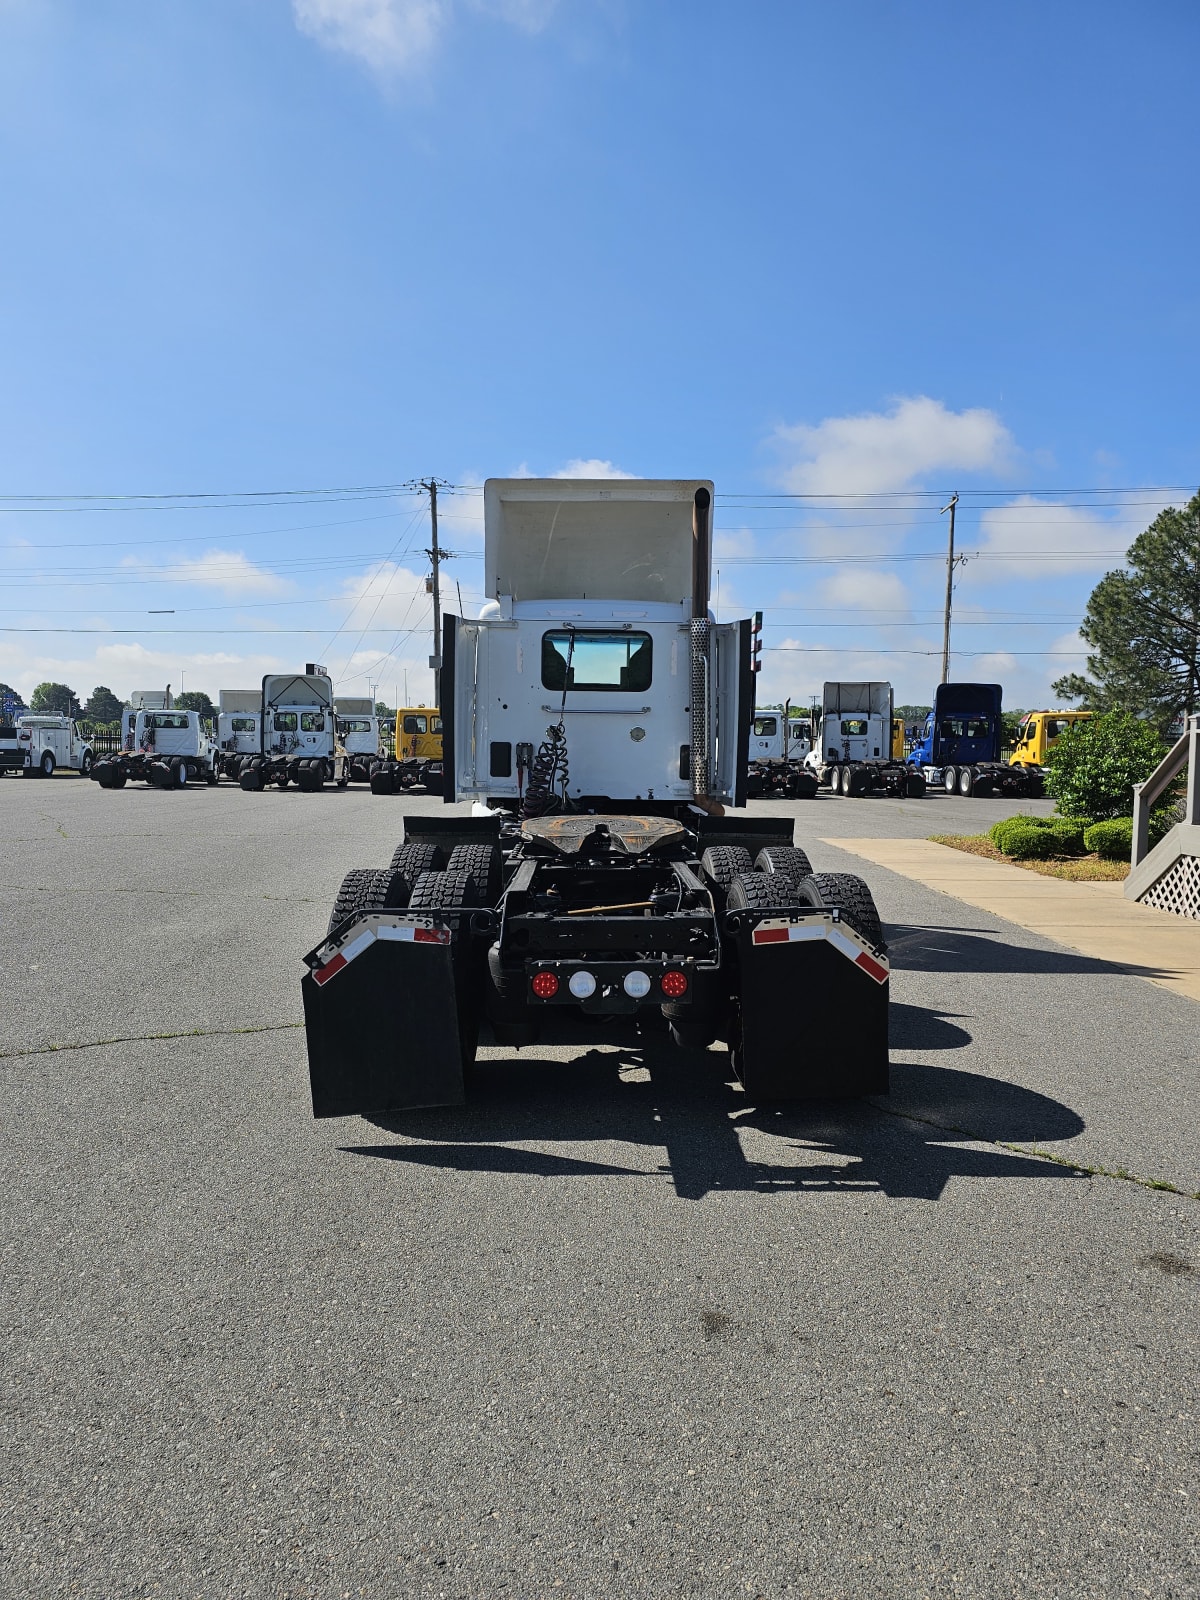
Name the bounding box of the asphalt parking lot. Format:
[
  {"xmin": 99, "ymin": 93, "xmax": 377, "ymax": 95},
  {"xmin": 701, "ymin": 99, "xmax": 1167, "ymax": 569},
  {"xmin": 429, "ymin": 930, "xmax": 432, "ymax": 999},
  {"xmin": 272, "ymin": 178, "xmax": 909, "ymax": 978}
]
[{"xmin": 2, "ymin": 774, "xmax": 1197, "ymax": 1599}]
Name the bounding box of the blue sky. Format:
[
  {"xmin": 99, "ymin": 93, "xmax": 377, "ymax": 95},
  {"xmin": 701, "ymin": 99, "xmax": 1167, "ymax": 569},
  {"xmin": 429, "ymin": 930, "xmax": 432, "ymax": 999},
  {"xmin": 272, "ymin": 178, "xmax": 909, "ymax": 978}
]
[{"xmin": 1, "ymin": 0, "xmax": 1197, "ymax": 712}]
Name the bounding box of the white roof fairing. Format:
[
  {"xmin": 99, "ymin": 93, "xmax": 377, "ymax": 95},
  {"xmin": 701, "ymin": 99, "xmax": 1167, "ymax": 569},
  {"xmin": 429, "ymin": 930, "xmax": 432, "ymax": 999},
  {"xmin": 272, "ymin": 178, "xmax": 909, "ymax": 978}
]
[{"xmin": 483, "ymin": 478, "xmax": 713, "ymax": 606}]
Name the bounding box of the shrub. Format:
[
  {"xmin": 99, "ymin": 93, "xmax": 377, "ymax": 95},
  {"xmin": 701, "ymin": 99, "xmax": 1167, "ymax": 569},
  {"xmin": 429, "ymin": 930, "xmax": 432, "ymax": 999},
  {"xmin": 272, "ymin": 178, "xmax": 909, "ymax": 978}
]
[
  {"xmin": 1045, "ymin": 816, "xmax": 1091, "ymax": 854},
  {"xmin": 989, "ymin": 814, "xmax": 1050, "ymax": 850},
  {"xmin": 1084, "ymin": 818, "xmax": 1133, "ymax": 860},
  {"xmin": 1044, "ymin": 711, "xmax": 1167, "ymax": 821},
  {"xmin": 995, "ymin": 824, "xmax": 1062, "ymax": 860},
  {"xmin": 1083, "ymin": 810, "xmax": 1176, "ymax": 860}
]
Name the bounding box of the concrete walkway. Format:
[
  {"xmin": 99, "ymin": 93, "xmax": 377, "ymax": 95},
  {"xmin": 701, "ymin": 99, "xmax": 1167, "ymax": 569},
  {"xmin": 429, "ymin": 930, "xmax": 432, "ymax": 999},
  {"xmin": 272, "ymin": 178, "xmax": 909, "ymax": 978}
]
[{"xmin": 829, "ymin": 836, "xmax": 1200, "ymax": 1004}]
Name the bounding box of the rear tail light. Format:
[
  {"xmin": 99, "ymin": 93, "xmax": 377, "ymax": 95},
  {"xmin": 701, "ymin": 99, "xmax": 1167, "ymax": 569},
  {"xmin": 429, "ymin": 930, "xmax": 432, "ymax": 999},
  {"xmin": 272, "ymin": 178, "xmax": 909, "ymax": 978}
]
[
  {"xmin": 531, "ymin": 971, "xmax": 559, "ymax": 1000},
  {"xmin": 568, "ymin": 970, "xmax": 597, "ymax": 999},
  {"xmin": 622, "ymin": 970, "xmax": 652, "ymax": 999},
  {"xmin": 660, "ymin": 970, "xmax": 688, "ymax": 999}
]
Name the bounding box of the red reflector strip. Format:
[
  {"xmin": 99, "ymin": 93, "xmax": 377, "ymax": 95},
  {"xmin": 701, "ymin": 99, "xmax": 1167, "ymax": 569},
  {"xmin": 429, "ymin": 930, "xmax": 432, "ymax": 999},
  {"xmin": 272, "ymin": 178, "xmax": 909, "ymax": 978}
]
[
  {"xmin": 751, "ymin": 927, "xmax": 791, "ymax": 945},
  {"xmin": 313, "ymin": 952, "xmax": 347, "ymax": 986},
  {"xmin": 855, "ymin": 950, "xmax": 889, "ymax": 985},
  {"xmin": 413, "ymin": 926, "xmax": 450, "ymax": 945}
]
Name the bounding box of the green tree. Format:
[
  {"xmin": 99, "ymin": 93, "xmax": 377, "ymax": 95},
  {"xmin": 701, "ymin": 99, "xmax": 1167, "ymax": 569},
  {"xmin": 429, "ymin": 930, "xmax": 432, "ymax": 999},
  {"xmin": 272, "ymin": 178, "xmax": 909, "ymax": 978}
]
[
  {"xmin": 174, "ymin": 690, "xmax": 216, "ymax": 719},
  {"xmin": 1043, "ymin": 710, "xmax": 1166, "ymax": 821},
  {"xmin": 30, "ymin": 681, "xmax": 79, "ymax": 716},
  {"xmin": 83, "ymin": 685, "xmax": 124, "ymax": 724},
  {"xmin": 1052, "ymin": 489, "xmax": 1200, "ymax": 732}
]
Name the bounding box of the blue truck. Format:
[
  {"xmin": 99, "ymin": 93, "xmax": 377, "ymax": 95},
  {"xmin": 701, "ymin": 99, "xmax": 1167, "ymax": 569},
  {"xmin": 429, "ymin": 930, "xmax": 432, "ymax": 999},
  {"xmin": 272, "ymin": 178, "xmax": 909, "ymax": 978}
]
[{"xmin": 907, "ymin": 682, "xmax": 1043, "ymax": 798}]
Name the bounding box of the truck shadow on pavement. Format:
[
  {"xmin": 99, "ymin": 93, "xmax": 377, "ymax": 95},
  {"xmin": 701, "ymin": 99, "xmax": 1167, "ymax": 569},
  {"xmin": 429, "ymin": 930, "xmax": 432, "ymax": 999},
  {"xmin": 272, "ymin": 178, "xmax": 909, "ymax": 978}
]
[
  {"xmin": 886, "ymin": 923, "xmax": 1170, "ymax": 981},
  {"xmin": 348, "ymin": 1015, "xmax": 1087, "ymax": 1202}
]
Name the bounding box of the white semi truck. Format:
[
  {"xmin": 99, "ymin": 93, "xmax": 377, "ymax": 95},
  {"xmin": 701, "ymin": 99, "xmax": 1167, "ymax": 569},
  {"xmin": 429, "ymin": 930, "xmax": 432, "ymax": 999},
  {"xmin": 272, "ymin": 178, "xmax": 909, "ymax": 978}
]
[
  {"xmin": 0, "ymin": 713, "xmax": 95, "ymax": 778},
  {"xmin": 302, "ymin": 478, "xmax": 890, "ymax": 1119},
  {"xmin": 215, "ymin": 690, "xmax": 262, "ymax": 780},
  {"xmin": 745, "ymin": 705, "xmax": 818, "ymax": 799},
  {"xmin": 334, "ymin": 697, "xmax": 384, "ymax": 784},
  {"xmin": 237, "ymin": 668, "xmax": 349, "ymax": 791},
  {"xmin": 93, "ymin": 707, "xmax": 218, "ymax": 788},
  {"xmin": 805, "ymin": 681, "xmax": 924, "ymax": 798}
]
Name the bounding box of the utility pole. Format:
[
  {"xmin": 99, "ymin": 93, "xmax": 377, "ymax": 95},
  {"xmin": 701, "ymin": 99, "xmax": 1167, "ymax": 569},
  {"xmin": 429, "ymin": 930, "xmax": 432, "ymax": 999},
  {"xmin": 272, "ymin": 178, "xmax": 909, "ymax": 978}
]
[
  {"xmin": 940, "ymin": 492, "xmax": 959, "ymax": 684},
  {"xmin": 407, "ymin": 478, "xmax": 451, "ymax": 707}
]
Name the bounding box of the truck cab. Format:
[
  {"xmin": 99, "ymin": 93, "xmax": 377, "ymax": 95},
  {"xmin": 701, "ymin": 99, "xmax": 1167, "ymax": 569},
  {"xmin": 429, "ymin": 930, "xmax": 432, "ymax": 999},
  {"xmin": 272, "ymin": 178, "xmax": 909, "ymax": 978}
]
[
  {"xmin": 442, "ymin": 478, "xmax": 749, "ymax": 809},
  {"xmin": 908, "ymin": 684, "xmax": 1002, "ymax": 774},
  {"xmin": 216, "ymin": 690, "xmax": 262, "ymax": 772},
  {"xmin": 1010, "ymin": 709, "xmax": 1093, "ymax": 770},
  {"xmin": 394, "ymin": 708, "xmax": 443, "ymax": 763}
]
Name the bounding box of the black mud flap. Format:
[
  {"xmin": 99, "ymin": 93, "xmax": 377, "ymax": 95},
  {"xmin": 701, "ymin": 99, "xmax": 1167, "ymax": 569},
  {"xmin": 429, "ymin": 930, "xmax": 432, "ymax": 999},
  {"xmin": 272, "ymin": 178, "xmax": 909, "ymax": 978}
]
[
  {"xmin": 302, "ymin": 923, "xmax": 465, "ymax": 1117},
  {"xmin": 731, "ymin": 913, "xmax": 889, "ymax": 1100}
]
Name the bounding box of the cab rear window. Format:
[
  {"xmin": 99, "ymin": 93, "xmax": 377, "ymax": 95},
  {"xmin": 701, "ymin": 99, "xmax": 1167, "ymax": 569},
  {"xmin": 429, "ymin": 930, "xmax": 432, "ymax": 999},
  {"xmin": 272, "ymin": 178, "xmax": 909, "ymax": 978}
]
[{"xmin": 541, "ymin": 630, "xmax": 652, "ymax": 693}]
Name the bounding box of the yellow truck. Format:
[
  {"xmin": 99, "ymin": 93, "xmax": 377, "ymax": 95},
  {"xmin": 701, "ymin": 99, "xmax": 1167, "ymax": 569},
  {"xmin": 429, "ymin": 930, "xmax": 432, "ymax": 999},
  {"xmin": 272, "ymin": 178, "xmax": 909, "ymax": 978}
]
[
  {"xmin": 891, "ymin": 718, "xmax": 906, "ymax": 761},
  {"xmin": 1010, "ymin": 709, "xmax": 1093, "ymax": 770},
  {"xmin": 370, "ymin": 707, "xmax": 444, "ymax": 794}
]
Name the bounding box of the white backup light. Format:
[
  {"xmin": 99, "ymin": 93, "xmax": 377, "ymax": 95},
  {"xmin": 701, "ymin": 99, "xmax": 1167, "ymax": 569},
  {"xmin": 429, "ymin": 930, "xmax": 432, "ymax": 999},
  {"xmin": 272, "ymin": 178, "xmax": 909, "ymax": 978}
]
[
  {"xmin": 622, "ymin": 970, "xmax": 652, "ymax": 999},
  {"xmin": 568, "ymin": 970, "xmax": 597, "ymax": 999}
]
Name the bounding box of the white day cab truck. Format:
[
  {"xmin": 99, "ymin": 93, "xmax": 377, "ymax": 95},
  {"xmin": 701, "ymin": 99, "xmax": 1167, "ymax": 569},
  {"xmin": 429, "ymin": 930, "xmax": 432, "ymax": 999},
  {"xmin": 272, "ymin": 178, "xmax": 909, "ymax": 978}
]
[
  {"xmin": 0, "ymin": 713, "xmax": 95, "ymax": 778},
  {"xmin": 302, "ymin": 478, "xmax": 890, "ymax": 1118},
  {"xmin": 237, "ymin": 668, "xmax": 350, "ymax": 792},
  {"xmin": 214, "ymin": 689, "xmax": 262, "ymax": 781},
  {"xmin": 93, "ymin": 690, "xmax": 218, "ymax": 788},
  {"xmin": 805, "ymin": 682, "xmax": 925, "ymax": 798},
  {"xmin": 745, "ymin": 707, "xmax": 819, "ymax": 799},
  {"xmin": 335, "ymin": 697, "xmax": 385, "ymax": 785}
]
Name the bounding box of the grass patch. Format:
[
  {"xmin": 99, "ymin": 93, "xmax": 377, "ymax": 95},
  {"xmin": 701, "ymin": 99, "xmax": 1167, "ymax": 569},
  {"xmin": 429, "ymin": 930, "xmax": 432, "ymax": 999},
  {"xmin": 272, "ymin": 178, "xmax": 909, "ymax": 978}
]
[{"xmin": 930, "ymin": 833, "xmax": 1129, "ymax": 881}]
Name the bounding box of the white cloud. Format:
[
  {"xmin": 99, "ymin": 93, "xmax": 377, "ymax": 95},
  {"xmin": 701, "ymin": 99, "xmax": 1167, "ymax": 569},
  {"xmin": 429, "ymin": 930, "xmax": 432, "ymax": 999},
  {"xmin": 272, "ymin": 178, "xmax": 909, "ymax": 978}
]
[
  {"xmin": 963, "ymin": 495, "xmax": 1134, "ymax": 583},
  {"xmin": 553, "ymin": 458, "xmax": 635, "ymax": 480},
  {"xmin": 0, "ymin": 639, "xmax": 289, "ymax": 706},
  {"xmin": 816, "ymin": 568, "xmax": 912, "ymax": 614},
  {"xmin": 771, "ymin": 395, "xmax": 1014, "ymax": 495},
  {"xmin": 292, "ymin": 0, "xmax": 557, "ymax": 75},
  {"xmin": 152, "ymin": 550, "xmax": 290, "ymax": 596},
  {"xmin": 292, "ymin": 0, "xmax": 447, "ymax": 74},
  {"xmin": 333, "ymin": 561, "xmax": 432, "ymax": 636}
]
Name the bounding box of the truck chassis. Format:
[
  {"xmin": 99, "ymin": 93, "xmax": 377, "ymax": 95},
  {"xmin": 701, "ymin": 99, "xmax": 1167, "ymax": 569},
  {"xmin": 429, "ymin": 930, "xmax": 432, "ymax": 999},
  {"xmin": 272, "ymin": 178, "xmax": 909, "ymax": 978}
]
[
  {"xmin": 936, "ymin": 761, "xmax": 1044, "ymax": 799},
  {"xmin": 303, "ymin": 811, "xmax": 889, "ymax": 1116},
  {"xmin": 824, "ymin": 759, "xmax": 926, "ymax": 798},
  {"xmin": 93, "ymin": 751, "xmax": 218, "ymax": 789}
]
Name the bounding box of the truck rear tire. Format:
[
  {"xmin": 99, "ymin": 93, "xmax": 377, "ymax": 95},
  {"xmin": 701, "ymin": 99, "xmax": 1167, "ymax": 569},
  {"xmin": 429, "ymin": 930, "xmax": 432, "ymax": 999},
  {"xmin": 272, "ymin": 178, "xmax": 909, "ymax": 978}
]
[
  {"xmin": 110, "ymin": 768, "xmax": 127, "ymax": 789},
  {"xmin": 725, "ymin": 871, "xmax": 804, "ymax": 912},
  {"xmin": 795, "ymin": 872, "xmax": 885, "ymax": 952},
  {"xmin": 699, "ymin": 845, "xmax": 753, "ymax": 898},
  {"xmin": 169, "ymin": 757, "xmax": 186, "ymax": 787},
  {"xmin": 446, "ymin": 843, "xmax": 502, "ymax": 905},
  {"xmin": 486, "ymin": 945, "xmax": 540, "ymax": 1047},
  {"xmin": 389, "ymin": 841, "xmax": 444, "ymax": 877},
  {"xmin": 406, "ymin": 868, "xmax": 482, "ymax": 914},
  {"xmin": 240, "ymin": 766, "xmax": 264, "ymax": 791},
  {"xmin": 958, "ymin": 767, "xmax": 974, "ymax": 797},
  {"xmin": 754, "ymin": 845, "xmax": 814, "ymax": 884},
  {"xmin": 94, "ymin": 760, "xmax": 114, "ymax": 787},
  {"xmin": 904, "ymin": 770, "xmax": 927, "ymax": 798},
  {"xmin": 79, "ymin": 751, "xmax": 93, "ymax": 778},
  {"xmin": 840, "ymin": 764, "xmax": 855, "ymax": 796},
  {"xmin": 39, "ymin": 751, "xmax": 55, "ymax": 778},
  {"xmin": 326, "ymin": 867, "xmax": 410, "ymax": 936},
  {"xmin": 824, "ymin": 764, "xmax": 839, "ymax": 789},
  {"xmin": 943, "ymin": 766, "xmax": 958, "ymax": 792}
]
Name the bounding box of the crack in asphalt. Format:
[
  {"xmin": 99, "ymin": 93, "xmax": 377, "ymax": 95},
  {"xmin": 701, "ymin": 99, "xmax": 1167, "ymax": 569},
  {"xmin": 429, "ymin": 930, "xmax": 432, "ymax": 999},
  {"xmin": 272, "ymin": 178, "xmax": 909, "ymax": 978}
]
[
  {"xmin": 0, "ymin": 1022, "xmax": 304, "ymax": 1060},
  {"xmin": 875, "ymin": 1103, "xmax": 1200, "ymax": 1202}
]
